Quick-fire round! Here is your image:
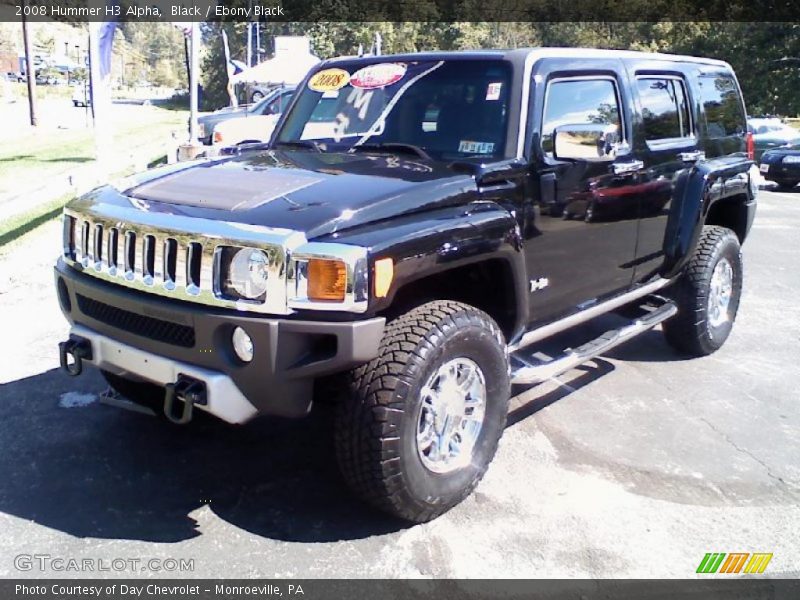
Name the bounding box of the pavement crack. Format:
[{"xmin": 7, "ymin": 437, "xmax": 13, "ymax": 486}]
[{"xmin": 697, "ymin": 415, "xmax": 800, "ymax": 495}]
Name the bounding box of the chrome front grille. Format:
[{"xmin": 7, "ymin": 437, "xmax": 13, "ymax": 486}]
[{"xmin": 62, "ymin": 205, "xmax": 305, "ymax": 315}]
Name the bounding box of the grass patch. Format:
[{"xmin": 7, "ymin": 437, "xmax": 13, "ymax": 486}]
[
  {"xmin": 0, "ymin": 105, "xmax": 187, "ymax": 197},
  {"xmin": 0, "ymin": 192, "xmax": 73, "ymax": 248}
]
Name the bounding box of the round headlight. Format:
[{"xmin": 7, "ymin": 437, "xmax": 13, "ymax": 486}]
[
  {"xmin": 229, "ymin": 248, "xmax": 269, "ymax": 299},
  {"xmin": 232, "ymin": 326, "xmax": 254, "ymax": 362}
]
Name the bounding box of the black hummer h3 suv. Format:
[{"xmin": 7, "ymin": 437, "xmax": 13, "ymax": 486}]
[{"xmin": 56, "ymin": 48, "xmax": 757, "ymax": 522}]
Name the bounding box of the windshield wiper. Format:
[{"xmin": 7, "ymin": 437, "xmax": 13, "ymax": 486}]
[
  {"xmin": 350, "ymin": 143, "xmax": 431, "ymax": 160},
  {"xmin": 274, "ymin": 140, "xmax": 323, "ymax": 152}
]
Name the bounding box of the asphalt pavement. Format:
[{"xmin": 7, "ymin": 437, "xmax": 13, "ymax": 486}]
[{"xmin": 0, "ymin": 189, "xmax": 798, "ymax": 578}]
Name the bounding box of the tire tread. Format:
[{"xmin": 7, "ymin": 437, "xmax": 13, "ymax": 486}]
[{"xmin": 335, "ymin": 300, "xmax": 507, "ymax": 522}]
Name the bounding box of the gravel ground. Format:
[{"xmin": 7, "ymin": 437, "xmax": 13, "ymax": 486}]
[{"xmin": 0, "ymin": 189, "xmax": 798, "ymax": 579}]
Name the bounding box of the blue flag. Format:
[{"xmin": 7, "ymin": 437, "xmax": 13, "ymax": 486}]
[{"xmin": 98, "ymin": 6, "xmax": 117, "ymax": 80}]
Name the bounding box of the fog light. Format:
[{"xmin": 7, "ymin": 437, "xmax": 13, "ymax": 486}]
[{"xmin": 231, "ymin": 327, "xmax": 254, "ymax": 362}]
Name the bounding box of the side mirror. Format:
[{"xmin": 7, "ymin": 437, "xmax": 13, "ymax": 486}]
[{"xmin": 552, "ymin": 123, "xmax": 622, "ymax": 161}]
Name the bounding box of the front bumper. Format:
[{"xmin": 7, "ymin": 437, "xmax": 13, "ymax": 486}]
[{"xmin": 55, "ymin": 259, "xmax": 385, "ymax": 422}]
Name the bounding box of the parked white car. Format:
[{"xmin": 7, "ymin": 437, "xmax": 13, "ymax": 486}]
[{"xmin": 211, "ymin": 112, "xmax": 282, "ymax": 148}]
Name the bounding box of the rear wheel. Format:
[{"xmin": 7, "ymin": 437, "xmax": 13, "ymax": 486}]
[
  {"xmin": 335, "ymin": 300, "xmax": 510, "ymax": 523},
  {"xmin": 776, "ymin": 180, "xmax": 799, "ymax": 191},
  {"xmin": 662, "ymin": 225, "xmax": 743, "ymax": 356}
]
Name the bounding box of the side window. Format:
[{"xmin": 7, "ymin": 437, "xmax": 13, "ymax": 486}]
[
  {"xmin": 636, "ymin": 77, "xmax": 692, "ymax": 142},
  {"xmin": 698, "ymin": 74, "xmax": 746, "ymax": 137},
  {"xmin": 541, "ymin": 78, "xmax": 623, "ymax": 160},
  {"xmin": 266, "ymin": 93, "xmax": 289, "ymax": 115}
]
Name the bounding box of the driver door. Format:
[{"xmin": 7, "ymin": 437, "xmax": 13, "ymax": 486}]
[{"xmin": 522, "ymin": 61, "xmax": 643, "ymax": 325}]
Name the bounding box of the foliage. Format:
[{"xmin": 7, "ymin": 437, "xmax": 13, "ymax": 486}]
[{"xmin": 117, "ymin": 23, "xmax": 186, "ymax": 88}]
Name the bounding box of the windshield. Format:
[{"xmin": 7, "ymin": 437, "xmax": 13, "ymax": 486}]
[{"xmin": 276, "ymin": 59, "xmax": 512, "ymax": 160}]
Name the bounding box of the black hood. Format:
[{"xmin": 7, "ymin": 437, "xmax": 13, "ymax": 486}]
[{"xmin": 121, "ymin": 150, "xmax": 477, "ymax": 239}]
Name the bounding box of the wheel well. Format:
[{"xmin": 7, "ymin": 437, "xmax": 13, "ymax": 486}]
[
  {"xmin": 705, "ymin": 194, "xmax": 748, "ymax": 242},
  {"xmin": 381, "ymin": 259, "xmax": 517, "ymax": 341}
]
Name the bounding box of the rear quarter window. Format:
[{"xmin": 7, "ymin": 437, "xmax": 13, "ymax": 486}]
[{"xmin": 698, "ymin": 73, "xmax": 746, "ymax": 138}]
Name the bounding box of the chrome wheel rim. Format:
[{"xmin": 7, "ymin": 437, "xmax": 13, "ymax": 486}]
[
  {"xmin": 416, "ymin": 358, "xmax": 486, "ymax": 474},
  {"xmin": 708, "ymin": 258, "xmax": 734, "ymax": 328}
]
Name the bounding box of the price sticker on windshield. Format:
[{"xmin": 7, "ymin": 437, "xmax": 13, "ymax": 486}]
[
  {"xmin": 350, "ymin": 63, "xmax": 407, "ymax": 89},
  {"xmin": 486, "ymin": 82, "xmax": 503, "ymax": 101},
  {"xmin": 308, "ymin": 68, "xmax": 350, "ymax": 92}
]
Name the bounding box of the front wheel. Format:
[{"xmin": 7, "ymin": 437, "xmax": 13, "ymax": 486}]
[
  {"xmin": 662, "ymin": 225, "xmax": 743, "ymax": 356},
  {"xmin": 335, "ymin": 300, "xmax": 510, "ymax": 523}
]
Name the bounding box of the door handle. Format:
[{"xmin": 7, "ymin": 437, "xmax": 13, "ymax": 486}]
[
  {"xmin": 613, "ymin": 160, "xmax": 644, "ymax": 175},
  {"xmin": 678, "ymin": 150, "xmax": 706, "ymax": 163}
]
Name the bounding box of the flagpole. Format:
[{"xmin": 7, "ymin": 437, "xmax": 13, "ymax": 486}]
[
  {"xmin": 222, "ymin": 29, "xmax": 238, "ymax": 108},
  {"xmin": 188, "ymin": 22, "xmax": 199, "ymax": 143},
  {"xmin": 21, "ymin": 0, "xmax": 37, "ymax": 127},
  {"xmin": 88, "ymin": 22, "xmax": 112, "ymax": 171}
]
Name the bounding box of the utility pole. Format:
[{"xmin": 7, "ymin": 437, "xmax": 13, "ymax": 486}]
[
  {"xmin": 21, "ymin": 0, "xmax": 37, "ymax": 126},
  {"xmin": 188, "ymin": 22, "xmax": 199, "ymax": 143},
  {"xmin": 246, "ymin": 22, "xmax": 252, "ymax": 67}
]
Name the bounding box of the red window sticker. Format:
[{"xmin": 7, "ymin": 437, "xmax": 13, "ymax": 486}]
[{"xmin": 350, "ymin": 63, "xmax": 407, "ymax": 90}]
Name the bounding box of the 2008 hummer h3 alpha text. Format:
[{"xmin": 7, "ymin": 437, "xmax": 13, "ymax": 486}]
[{"xmin": 55, "ymin": 48, "xmax": 757, "ymax": 522}]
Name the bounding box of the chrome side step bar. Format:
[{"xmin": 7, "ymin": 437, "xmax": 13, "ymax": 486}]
[
  {"xmin": 507, "ymin": 278, "xmax": 671, "ymax": 354},
  {"xmin": 509, "ymin": 297, "xmax": 677, "ymax": 386}
]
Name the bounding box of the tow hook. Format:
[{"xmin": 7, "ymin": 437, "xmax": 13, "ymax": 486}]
[
  {"xmin": 58, "ymin": 337, "xmax": 93, "ymax": 376},
  {"xmin": 164, "ymin": 375, "xmax": 207, "ymax": 425}
]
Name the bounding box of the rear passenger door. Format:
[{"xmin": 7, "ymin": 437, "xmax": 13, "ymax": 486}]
[{"xmin": 625, "ymin": 64, "xmax": 699, "ymax": 282}]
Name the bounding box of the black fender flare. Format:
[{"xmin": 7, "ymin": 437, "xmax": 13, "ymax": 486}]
[
  {"xmin": 662, "ymin": 158, "xmax": 753, "ymax": 279},
  {"xmin": 328, "ymin": 202, "xmax": 529, "ymax": 337}
]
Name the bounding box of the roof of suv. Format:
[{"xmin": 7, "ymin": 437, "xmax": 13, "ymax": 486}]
[{"xmin": 323, "ymin": 47, "xmax": 730, "ymax": 69}]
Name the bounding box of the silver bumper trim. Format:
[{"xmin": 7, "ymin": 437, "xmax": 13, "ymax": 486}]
[{"xmin": 71, "ymin": 324, "xmax": 258, "ymax": 424}]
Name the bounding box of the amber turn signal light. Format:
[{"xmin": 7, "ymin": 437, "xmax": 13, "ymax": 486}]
[
  {"xmin": 307, "ymin": 259, "xmax": 347, "ymax": 302},
  {"xmin": 374, "ymin": 258, "xmax": 394, "ymax": 298}
]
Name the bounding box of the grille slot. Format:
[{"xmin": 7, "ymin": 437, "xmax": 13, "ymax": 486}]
[
  {"xmin": 80, "ymin": 221, "xmax": 90, "ymax": 263},
  {"xmin": 187, "ymin": 242, "xmax": 202, "ymax": 293},
  {"xmin": 108, "ymin": 228, "xmax": 119, "ymax": 271},
  {"xmin": 77, "ymin": 294, "xmax": 196, "ymax": 348},
  {"xmin": 93, "ymin": 223, "xmax": 103, "ymax": 268},
  {"xmin": 62, "ymin": 216, "xmax": 76, "ymax": 259},
  {"xmin": 124, "ymin": 231, "xmax": 136, "ymax": 275},
  {"xmin": 164, "ymin": 238, "xmax": 178, "ymax": 287},
  {"xmin": 143, "ymin": 234, "xmax": 156, "ymax": 284}
]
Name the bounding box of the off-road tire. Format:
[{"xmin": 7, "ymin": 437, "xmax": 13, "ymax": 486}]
[
  {"xmin": 335, "ymin": 300, "xmax": 510, "ymax": 523},
  {"xmin": 662, "ymin": 225, "xmax": 743, "ymax": 356}
]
